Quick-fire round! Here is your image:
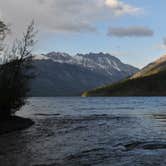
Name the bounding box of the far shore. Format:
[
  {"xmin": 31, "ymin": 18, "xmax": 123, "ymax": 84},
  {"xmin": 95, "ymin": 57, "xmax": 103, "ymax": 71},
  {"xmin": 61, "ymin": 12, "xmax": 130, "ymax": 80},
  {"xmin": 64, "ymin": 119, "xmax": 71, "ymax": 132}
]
[{"xmin": 0, "ymin": 116, "xmax": 34, "ymax": 135}]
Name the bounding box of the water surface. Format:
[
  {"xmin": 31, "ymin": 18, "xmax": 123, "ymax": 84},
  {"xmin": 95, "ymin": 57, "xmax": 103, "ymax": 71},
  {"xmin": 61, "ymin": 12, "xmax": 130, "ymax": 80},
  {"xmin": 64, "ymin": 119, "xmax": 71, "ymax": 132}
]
[{"xmin": 0, "ymin": 97, "xmax": 166, "ymax": 166}]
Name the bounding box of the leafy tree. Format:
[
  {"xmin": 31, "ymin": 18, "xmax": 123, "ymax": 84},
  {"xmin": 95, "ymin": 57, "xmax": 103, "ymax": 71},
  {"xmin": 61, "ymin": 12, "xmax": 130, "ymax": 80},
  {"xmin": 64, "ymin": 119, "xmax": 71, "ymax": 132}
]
[{"xmin": 0, "ymin": 21, "xmax": 37, "ymax": 118}]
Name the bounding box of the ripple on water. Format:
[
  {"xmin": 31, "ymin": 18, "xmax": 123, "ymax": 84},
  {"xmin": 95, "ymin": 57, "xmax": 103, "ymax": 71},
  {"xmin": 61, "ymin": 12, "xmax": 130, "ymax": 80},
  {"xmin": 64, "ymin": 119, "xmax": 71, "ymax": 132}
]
[{"xmin": 2, "ymin": 97, "xmax": 166, "ymax": 166}]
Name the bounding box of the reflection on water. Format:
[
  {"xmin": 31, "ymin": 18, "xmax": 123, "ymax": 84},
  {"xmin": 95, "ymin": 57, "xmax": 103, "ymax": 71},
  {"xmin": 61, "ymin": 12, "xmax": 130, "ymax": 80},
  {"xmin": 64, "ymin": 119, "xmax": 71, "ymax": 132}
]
[{"xmin": 0, "ymin": 97, "xmax": 166, "ymax": 165}]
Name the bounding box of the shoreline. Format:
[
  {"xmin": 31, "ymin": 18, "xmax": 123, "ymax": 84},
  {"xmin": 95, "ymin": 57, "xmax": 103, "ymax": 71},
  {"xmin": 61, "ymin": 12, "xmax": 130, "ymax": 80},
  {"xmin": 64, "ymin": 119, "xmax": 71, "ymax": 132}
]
[{"xmin": 0, "ymin": 116, "xmax": 34, "ymax": 135}]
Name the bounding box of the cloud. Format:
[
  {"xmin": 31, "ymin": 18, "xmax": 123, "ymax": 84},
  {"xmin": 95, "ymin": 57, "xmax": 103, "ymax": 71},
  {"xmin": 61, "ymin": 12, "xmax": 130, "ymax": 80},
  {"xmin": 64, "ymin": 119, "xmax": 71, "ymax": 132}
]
[
  {"xmin": 105, "ymin": 0, "xmax": 141, "ymax": 16},
  {"xmin": 107, "ymin": 26, "xmax": 154, "ymax": 37},
  {"xmin": 0, "ymin": 0, "xmax": 141, "ymax": 34}
]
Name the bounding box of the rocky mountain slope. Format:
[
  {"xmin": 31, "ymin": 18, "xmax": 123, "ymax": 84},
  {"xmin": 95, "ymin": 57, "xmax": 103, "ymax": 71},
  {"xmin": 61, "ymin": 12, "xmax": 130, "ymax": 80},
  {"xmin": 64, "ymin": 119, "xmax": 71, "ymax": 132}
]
[
  {"xmin": 29, "ymin": 52, "xmax": 138, "ymax": 96},
  {"xmin": 82, "ymin": 54, "xmax": 166, "ymax": 97},
  {"xmin": 131, "ymin": 55, "xmax": 166, "ymax": 79}
]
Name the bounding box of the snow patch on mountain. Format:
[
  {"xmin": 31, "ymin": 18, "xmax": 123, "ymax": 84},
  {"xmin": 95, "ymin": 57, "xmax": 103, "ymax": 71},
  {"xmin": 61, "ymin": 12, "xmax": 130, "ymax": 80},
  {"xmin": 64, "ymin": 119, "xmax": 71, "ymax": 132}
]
[
  {"xmin": 30, "ymin": 52, "xmax": 139, "ymax": 96},
  {"xmin": 32, "ymin": 54, "xmax": 50, "ymax": 60},
  {"xmin": 33, "ymin": 52, "xmax": 138, "ymax": 77}
]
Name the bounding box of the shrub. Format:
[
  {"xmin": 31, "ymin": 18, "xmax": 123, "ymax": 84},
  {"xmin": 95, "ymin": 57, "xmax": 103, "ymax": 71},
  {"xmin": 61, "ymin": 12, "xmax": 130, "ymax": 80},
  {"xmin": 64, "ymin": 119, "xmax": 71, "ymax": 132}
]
[{"xmin": 0, "ymin": 21, "xmax": 36, "ymax": 118}]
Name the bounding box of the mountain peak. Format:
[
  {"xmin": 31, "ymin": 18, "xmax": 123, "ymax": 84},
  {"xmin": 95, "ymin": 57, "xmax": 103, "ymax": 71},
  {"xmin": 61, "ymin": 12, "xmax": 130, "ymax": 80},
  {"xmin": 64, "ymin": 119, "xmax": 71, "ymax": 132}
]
[
  {"xmin": 76, "ymin": 52, "xmax": 113, "ymax": 57},
  {"xmin": 33, "ymin": 52, "xmax": 138, "ymax": 76},
  {"xmin": 30, "ymin": 51, "xmax": 138, "ymax": 96},
  {"xmin": 46, "ymin": 52, "xmax": 71, "ymax": 58},
  {"xmin": 32, "ymin": 54, "xmax": 50, "ymax": 60},
  {"xmin": 45, "ymin": 52, "xmax": 74, "ymax": 63}
]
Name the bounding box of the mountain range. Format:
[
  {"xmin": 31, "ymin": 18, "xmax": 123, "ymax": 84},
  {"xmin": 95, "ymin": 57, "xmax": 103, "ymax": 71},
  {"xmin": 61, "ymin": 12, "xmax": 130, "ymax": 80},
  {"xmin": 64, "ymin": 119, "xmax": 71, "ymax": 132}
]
[
  {"xmin": 29, "ymin": 52, "xmax": 138, "ymax": 96},
  {"xmin": 83, "ymin": 54, "xmax": 166, "ymax": 97}
]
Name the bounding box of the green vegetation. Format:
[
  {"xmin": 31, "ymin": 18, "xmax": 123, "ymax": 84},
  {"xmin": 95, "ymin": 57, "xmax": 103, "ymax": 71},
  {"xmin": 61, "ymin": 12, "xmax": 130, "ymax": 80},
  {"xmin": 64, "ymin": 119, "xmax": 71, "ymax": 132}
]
[
  {"xmin": 82, "ymin": 69, "xmax": 166, "ymax": 97},
  {"xmin": 83, "ymin": 54, "xmax": 166, "ymax": 97}
]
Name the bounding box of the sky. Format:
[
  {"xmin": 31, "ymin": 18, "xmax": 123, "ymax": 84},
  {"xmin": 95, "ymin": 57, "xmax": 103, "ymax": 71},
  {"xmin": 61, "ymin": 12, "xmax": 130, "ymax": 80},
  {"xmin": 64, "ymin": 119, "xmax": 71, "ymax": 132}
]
[{"xmin": 0, "ymin": 0, "xmax": 166, "ymax": 68}]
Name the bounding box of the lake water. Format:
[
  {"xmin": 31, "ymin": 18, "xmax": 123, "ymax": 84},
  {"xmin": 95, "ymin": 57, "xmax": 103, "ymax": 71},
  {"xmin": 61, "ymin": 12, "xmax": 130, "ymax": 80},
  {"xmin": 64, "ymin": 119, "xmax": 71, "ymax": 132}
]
[{"xmin": 1, "ymin": 97, "xmax": 166, "ymax": 166}]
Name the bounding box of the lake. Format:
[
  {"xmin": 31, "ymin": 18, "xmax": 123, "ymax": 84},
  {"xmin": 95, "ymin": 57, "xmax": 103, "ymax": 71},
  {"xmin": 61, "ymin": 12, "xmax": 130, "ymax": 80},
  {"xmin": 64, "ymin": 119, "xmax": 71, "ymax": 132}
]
[{"xmin": 0, "ymin": 97, "xmax": 166, "ymax": 166}]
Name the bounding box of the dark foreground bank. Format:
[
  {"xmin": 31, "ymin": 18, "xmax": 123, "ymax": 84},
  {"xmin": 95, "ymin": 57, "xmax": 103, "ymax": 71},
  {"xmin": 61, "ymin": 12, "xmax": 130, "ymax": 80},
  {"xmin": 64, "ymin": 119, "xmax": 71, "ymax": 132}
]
[{"xmin": 0, "ymin": 116, "xmax": 34, "ymax": 135}]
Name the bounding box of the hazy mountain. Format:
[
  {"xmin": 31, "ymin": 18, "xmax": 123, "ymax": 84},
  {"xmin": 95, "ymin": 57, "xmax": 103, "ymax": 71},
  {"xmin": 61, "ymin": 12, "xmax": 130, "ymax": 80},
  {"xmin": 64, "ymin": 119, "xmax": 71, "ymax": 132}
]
[
  {"xmin": 82, "ymin": 54, "xmax": 166, "ymax": 97},
  {"xmin": 29, "ymin": 52, "xmax": 138, "ymax": 96}
]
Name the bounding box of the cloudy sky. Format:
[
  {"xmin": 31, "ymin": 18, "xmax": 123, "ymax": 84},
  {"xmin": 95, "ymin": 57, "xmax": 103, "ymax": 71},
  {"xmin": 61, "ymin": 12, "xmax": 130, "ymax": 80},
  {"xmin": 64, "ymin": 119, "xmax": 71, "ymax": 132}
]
[{"xmin": 0, "ymin": 0, "xmax": 165, "ymax": 68}]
